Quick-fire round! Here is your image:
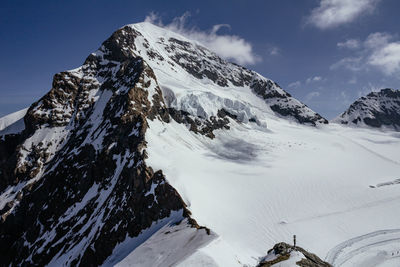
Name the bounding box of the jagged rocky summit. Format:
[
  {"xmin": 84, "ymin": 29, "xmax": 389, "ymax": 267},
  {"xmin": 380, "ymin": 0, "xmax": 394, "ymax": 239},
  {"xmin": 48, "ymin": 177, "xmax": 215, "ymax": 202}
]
[
  {"xmin": 333, "ymin": 88, "xmax": 400, "ymax": 131},
  {"xmin": 0, "ymin": 22, "xmax": 328, "ymax": 266}
]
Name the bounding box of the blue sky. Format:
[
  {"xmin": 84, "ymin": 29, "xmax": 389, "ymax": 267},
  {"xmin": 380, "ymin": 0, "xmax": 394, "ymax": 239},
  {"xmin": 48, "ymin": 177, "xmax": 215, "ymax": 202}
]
[{"xmin": 1, "ymin": 0, "xmax": 399, "ymax": 118}]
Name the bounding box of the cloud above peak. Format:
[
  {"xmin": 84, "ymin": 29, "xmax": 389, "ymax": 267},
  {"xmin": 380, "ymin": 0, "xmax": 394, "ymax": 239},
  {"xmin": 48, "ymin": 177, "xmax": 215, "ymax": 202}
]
[
  {"xmin": 331, "ymin": 32, "xmax": 400, "ymax": 76},
  {"xmin": 307, "ymin": 0, "xmax": 381, "ymax": 30},
  {"xmin": 367, "ymin": 35, "xmax": 400, "ymax": 75},
  {"xmin": 144, "ymin": 12, "xmax": 259, "ymax": 65}
]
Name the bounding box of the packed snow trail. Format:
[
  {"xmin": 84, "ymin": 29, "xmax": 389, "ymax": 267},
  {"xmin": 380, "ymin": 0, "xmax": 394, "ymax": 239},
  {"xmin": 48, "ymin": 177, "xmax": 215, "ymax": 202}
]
[
  {"xmin": 337, "ymin": 132, "xmax": 400, "ymax": 166},
  {"xmin": 326, "ymin": 229, "xmax": 400, "ymax": 267}
]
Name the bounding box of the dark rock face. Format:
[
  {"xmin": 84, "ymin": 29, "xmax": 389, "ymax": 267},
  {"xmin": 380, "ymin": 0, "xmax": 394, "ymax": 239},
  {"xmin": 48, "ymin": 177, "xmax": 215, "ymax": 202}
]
[
  {"xmin": 0, "ymin": 26, "xmax": 206, "ymax": 266},
  {"xmin": 249, "ymin": 77, "xmax": 328, "ymax": 125},
  {"xmin": 258, "ymin": 242, "xmax": 331, "ymax": 267},
  {"xmin": 166, "ymin": 37, "xmax": 252, "ymax": 87},
  {"xmin": 334, "ymin": 88, "xmax": 400, "ymax": 130},
  {"xmin": 269, "ymin": 104, "xmax": 327, "ymax": 125},
  {"xmin": 0, "ymin": 134, "xmax": 22, "ymax": 191},
  {"xmin": 168, "ymin": 108, "xmax": 236, "ymax": 139}
]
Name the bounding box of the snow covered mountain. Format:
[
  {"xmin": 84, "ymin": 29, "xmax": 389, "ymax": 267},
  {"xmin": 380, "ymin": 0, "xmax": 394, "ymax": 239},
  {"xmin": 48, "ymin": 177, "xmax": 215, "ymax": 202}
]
[
  {"xmin": 1, "ymin": 22, "xmax": 400, "ymax": 267},
  {"xmin": 333, "ymin": 88, "xmax": 400, "ymax": 131}
]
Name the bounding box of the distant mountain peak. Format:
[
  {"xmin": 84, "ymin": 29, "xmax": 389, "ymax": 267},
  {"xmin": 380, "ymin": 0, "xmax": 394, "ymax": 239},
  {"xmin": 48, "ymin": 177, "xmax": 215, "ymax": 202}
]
[{"xmin": 333, "ymin": 88, "xmax": 400, "ymax": 130}]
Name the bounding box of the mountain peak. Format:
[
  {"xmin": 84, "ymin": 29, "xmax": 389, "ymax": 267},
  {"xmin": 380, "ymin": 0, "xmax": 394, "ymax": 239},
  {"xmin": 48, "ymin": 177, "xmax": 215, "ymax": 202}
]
[
  {"xmin": 368, "ymin": 88, "xmax": 400, "ymax": 98},
  {"xmin": 94, "ymin": 22, "xmax": 328, "ymax": 126},
  {"xmin": 333, "ymin": 88, "xmax": 400, "ymax": 130}
]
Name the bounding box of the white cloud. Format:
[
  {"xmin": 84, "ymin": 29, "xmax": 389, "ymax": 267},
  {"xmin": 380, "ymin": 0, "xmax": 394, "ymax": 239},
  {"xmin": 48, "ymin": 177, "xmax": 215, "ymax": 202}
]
[
  {"xmin": 366, "ymin": 34, "xmax": 400, "ymax": 75},
  {"xmin": 331, "ymin": 32, "xmax": 400, "ymax": 76},
  {"xmin": 144, "ymin": 12, "xmax": 259, "ymax": 65},
  {"xmin": 306, "ymin": 76, "xmax": 323, "ymax": 83},
  {"xmin": 307, "ymin": 0, "xmax": 381, "ymax": 30},
  {"xmin": 269, "ymin": 46, "xmax": 280, "ymax": 56},
  {"xmin": 348, "ymin": 77, "xmax": 357, "ymax": 84},
  {"xmin": 144, "ymin": 11, "xmax": 161, "ymax": 24},
  {"xmin": 339, "ymin": 90, "xmax": 351, "ymax": 105},
  {"xmin": 330, "ymin": 56, "xmax": 363, "ymax": 71},
  {"xmin": 357, "ymin": 83, "xmax": 383, "ymax": 97},
  {"xmin": 305, "ymin": 91, "xmax": 321, "ymax": 101},
  {"xmin": 337, "ymin": 39, "xmax": 360, "ymax": 49},
  {"xmin": 364, "ymin": 32, "xmax": 393, "ymax": 48},
  {"xmin": 288, "ymin": 81, "xmax": 301, "ymax": 88}
]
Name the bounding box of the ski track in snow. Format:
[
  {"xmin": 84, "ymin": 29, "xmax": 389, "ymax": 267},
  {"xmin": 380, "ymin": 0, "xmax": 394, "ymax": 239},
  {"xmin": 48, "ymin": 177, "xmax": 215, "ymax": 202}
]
[
  {"xmin": 289, "ymin": 194, "xmax": 400, "ymax": 225},
  {"xmin": 326, "ymin": 229, "xmax": 400, "ymax": 267},
  {"xmin": 337, "ymin": 133, "xmax": 400, "ymax": 166}
]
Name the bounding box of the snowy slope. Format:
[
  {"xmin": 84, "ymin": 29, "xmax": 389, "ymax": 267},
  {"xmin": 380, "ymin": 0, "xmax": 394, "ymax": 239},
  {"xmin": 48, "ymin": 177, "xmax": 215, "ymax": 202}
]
[
  {"xmin": 333, "ymin": 88, "xmax": 400, "ymax": 131},
  {"xmin": 146, "ymin": 115, "xmax": 400, "ymax": 266},
  {"xmin": 270, "ymin": 251, "xmax": 306, "ymax": 267},
  {"xmin": 112, "ymin": 217, "xmax": 216, "ymax": 267},
  {"xmin": 0, "ymin": 108, "xmax": 28, "ymax": 135}
]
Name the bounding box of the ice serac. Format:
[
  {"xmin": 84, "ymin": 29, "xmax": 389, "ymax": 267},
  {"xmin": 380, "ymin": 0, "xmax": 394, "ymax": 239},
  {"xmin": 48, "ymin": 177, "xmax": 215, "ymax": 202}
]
[
  {"xmin": 333, "ymin": 88, "xmax": 400, "ymax": 131},
  {"xmin": 0, "ymin": 24, "xmax": 212, "ymax": 266}
]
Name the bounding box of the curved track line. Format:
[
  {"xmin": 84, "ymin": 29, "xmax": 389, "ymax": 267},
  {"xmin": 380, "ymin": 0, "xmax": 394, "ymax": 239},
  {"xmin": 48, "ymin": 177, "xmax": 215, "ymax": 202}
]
[
  {"xmin": 338, "ymin": 133, "xmax": 400, "ymax": 166},
  {"xmin": 326, "ymin": 229, "xmax": 400, "ymax": 266}
]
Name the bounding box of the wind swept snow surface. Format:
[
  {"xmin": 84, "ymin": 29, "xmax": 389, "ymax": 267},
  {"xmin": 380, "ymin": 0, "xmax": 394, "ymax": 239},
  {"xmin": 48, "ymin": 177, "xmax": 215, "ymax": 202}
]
[
  {"xmin": 111, "ymin": 216, "xmax": 216, "ymax": 267},
  {"xmin": 0, "ymin": 108, "xmax": 28, "ymax": 135},
  {"xmin": 326, "ymin": 229, "xmax": 400, "ymax": 267},
  {"xmin": 146, "ymin": 119, "xmax": 400, "ymax": 266}
]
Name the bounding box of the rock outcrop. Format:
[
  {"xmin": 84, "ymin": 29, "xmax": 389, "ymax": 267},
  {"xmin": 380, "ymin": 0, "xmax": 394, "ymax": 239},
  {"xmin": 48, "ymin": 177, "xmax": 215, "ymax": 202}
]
[{"xmin": 258, "ymin": 242, "xmax": 331, "ymax": 267}]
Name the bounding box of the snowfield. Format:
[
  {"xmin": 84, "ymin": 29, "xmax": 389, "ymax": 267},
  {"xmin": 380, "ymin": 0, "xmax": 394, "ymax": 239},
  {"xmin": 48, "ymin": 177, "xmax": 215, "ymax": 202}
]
[{"xmin": 146, "ymin": 118, "xmax": 400, "ymax": 266}]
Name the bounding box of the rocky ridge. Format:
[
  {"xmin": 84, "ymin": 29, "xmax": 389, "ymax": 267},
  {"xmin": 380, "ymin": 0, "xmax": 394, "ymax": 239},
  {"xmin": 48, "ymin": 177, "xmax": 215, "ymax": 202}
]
[
  {"xmin": 258, "ymin": 242, "xmax": 331, "ymax": 267},
  {"xmin": 333, "ymin": 88, "xmax": 400, "ymax": 130}
]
